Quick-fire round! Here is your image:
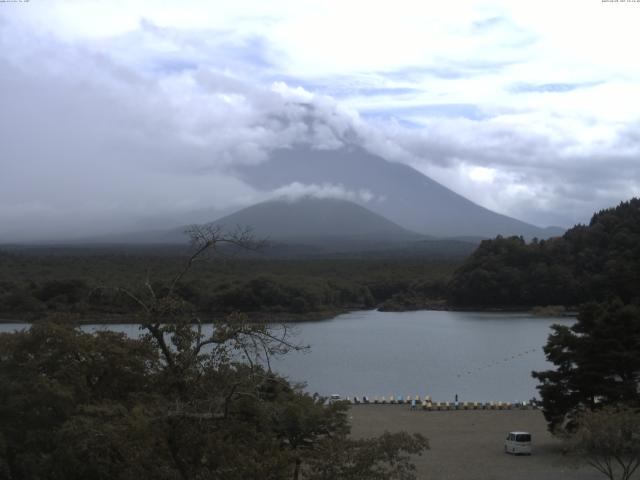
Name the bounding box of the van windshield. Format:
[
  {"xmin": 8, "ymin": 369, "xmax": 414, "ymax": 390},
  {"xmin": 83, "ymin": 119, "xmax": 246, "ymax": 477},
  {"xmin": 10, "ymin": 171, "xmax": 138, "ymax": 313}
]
[{"xmin": 515, "ymin": 434, "xmax": 531, "ymax": 442}]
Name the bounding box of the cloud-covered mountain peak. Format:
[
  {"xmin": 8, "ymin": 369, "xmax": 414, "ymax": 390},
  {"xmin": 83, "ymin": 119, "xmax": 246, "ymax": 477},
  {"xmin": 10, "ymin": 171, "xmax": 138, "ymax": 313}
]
[{"xmin": 240, "ymin": 147, "xmax": 565, "ymax": 239}]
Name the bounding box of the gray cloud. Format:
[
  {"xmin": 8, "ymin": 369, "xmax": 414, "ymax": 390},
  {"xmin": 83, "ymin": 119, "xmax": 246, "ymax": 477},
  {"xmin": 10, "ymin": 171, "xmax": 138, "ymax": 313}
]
[
  {"xmin": 1, "ymin": 12, "xmax": 639, "ymax": 241},
  {"xmin": 100, "ymin": 18, "xmax": 284, "ymax": 82},
  {"xmin": 0, "ymin": 20, "xmax": 360, "ymax": 240},
  {"xmin": 363, "ymin": 118, "xmax": 640, "ymax": 225}
]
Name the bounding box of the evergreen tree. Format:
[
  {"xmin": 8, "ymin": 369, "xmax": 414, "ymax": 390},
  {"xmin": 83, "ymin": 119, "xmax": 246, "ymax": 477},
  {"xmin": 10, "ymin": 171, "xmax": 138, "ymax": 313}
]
[
  {"xmin": 449, "ymin": 198, "xmax": 640, "ymax": 307},
  {"xmin": 532, "ymin": 301, "xmax": 640, "ymax": 431}
]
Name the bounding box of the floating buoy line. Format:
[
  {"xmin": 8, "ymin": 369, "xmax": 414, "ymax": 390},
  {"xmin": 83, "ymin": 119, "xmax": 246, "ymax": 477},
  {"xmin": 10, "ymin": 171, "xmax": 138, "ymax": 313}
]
[{"xmin": 455, "ymin": 347, "xmax": 540, "ymax": 378}]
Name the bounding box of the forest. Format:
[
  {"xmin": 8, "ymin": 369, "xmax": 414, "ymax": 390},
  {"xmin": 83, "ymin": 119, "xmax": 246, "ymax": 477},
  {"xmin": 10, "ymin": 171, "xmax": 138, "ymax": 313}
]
[
  {"xmin": 0, "ymin": 228, "xmax": 428, "ymax": 479},
  {"xmin": 448, "ymin": 198, "xmax": 640, "ymax": 308},
  {"xmin": 3, "ymin": 198, "xmax": 639, "ymax": 321},
  {"xmin": 0, "ymin": 246, "xmax": 455, "ymax": 322}
]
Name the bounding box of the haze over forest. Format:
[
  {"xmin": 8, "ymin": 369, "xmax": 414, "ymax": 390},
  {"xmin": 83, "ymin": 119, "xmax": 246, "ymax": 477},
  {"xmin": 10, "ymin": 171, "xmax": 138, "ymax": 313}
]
[{"xmin": 2, "ymin": 0, "xmax": 640, "ymax": 242}]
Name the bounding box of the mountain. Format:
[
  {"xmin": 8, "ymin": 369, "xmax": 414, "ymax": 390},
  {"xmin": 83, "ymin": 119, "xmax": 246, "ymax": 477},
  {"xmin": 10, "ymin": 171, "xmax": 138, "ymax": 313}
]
[
  {"xmin": 63, "ymin": 197, "xmax": 480, "ymax": 258},
  {"xmin": 72, "ymin": 197, "xmax": 421, "ymax": 247},
  {"xmin": 206, "ymin": 196, "xmax": 423, "ymax": 246},
  {"xmin": 175, "ymin": 196, "xmax": 480, "ymax": 257},
  {"xmin": 237, "ymin": 147, "xmax": 565, "ymax": 239}
]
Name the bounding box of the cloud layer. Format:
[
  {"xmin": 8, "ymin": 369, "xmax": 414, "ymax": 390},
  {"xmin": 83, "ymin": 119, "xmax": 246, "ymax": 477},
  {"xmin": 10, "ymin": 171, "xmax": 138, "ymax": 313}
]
[
  {"xmin": 1, "ymin": 1, "xmax": 639, "ymax": 240},
  {"xmin": 271, "ymin": 182, "xmax": 377, "ymax": 204}
]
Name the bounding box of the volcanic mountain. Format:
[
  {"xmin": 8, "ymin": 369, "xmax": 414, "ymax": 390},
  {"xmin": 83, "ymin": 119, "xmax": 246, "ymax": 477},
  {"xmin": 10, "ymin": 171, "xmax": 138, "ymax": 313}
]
[
  {"xmin": 210, "ymin": 196, "xmax": 419, "ymax": 242},
  {"xmin": 237, "ymin": 147, "xmax": 564, "ymax": 239},
  {"xmin": 72, "ymin": 197, "xmax": 478, "ymax": 257}
]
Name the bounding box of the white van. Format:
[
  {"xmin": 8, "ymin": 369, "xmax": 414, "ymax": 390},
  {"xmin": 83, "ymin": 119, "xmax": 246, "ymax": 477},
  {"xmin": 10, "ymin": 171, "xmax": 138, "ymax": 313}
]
[{"xmin": 504, "ymin": 431, "xmax": 532, "ymax": 455}]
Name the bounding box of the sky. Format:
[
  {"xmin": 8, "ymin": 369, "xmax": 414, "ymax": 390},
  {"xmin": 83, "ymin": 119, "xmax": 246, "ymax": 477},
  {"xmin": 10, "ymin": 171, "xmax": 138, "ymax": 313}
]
[{"xmin": 1, "ymin": 0, "xmax": 639, "ymax": 240}]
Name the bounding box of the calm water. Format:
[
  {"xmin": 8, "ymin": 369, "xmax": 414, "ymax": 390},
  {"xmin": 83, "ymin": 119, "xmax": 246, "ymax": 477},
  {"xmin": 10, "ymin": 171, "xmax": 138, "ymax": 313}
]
[
  {"xmin": 0, "ymin": 310, "xmax": 572, "ymax": 403},
  {"xmin": 271, "ymin": 310, "xmax": 572, "ymax": 403}
]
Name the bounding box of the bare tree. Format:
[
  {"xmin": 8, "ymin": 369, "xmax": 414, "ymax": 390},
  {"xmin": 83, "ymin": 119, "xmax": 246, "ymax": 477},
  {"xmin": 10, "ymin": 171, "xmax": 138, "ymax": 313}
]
[
  {"xmin": 115, "ymin": 224, "xmax": 302, "ymax": 393},
  {"xmin": 570, "ymin": 406, "xmax": 640, "ymax": 480}
]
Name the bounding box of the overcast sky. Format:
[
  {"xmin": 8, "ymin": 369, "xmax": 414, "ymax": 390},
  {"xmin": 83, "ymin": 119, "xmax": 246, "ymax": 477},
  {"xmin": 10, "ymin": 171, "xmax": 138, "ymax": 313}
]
[{"xmin": 1, "ymin": 0, "xmax": 639, "ymax": 240}]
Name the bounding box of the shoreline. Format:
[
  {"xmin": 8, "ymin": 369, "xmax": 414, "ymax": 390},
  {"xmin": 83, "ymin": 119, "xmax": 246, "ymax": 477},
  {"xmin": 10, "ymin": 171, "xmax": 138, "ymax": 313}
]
[
  {"xmin": 0, "ymin": 305, "xmax": 576, "ymax": 325},
  {"xmin": 0, "ymin": 308, "xmax": 352, "ymax": 325}
]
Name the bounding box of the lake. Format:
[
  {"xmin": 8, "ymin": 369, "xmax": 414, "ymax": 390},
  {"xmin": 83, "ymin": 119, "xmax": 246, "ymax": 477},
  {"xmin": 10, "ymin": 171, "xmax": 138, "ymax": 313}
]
[
  {"xmin": 270, "ymin": 310, "xmax": 573, "ymax": 403},
  {"xmin": 0, "ymin": 309, "xmax": 572, "ymax": 403}
]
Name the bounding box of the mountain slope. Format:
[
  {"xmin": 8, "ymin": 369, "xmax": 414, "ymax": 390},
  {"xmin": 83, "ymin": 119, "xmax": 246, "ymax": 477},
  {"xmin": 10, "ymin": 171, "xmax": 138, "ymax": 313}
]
[
  {"xmin": 42, "ymin": 196, "xmax": 481, "ymax": 258},
  {"xmin": 66, "ymin": 197, "xmax": 425, "ymax": 250},
  {"xmin": 237, "ymin": 147, "xmax": 565, "ymax": 238},
  {"xmin": 210, "ymin": 196, "xmax": 421, "ymax": 242}
]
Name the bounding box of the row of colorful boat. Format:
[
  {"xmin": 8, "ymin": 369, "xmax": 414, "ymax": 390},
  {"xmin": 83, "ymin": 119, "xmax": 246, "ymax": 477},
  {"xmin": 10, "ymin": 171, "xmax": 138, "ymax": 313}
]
[{"xmin": 336, "ymin": 395, "xmax": 537, "ymax": 410}]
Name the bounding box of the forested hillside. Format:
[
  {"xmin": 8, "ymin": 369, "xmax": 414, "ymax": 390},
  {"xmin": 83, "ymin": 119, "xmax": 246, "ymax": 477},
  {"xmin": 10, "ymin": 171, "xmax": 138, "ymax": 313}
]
[
  {"xmin": 449, "ymin": 198, "xmax": 640, "ymax": 307},
  {"xmin": 0, "ymin": 248, "xmax": 454, "ymax": 321}
]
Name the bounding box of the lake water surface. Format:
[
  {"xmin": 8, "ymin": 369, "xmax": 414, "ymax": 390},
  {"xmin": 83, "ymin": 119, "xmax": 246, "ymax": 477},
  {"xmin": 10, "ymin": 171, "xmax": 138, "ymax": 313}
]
[
  {"xmin": 270, "ymin": 310, "xmax": 573, "ymax": 403},
  {"xmin": 0, "ymin": 309, "xmax": 573, "ymax": 403}
]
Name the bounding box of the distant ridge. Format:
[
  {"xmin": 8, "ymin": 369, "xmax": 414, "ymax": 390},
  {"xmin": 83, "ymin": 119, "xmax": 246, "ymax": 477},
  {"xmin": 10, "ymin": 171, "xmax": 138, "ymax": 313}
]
[
  {"xmin": 74, "ymin": 196, "xmax": 423, "ymax": 247},
  {"xmin": 20, "ymin": 196, "xmax": 479, "ymax": 258}
]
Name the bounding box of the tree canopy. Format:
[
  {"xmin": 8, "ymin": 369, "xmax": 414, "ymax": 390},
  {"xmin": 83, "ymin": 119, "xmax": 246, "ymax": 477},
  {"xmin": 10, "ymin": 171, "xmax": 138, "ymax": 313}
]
[
  {"xmin": 532, "ymin": 301, "xmax": 640, "ymax": 432},
  {"xmin": 449, "ymin": 198, "xmax": 640, "ymax": 307},
  {"xmin": 569, "ymin": 406, "xmax": 640, "ymax": 480},
  {"xmin": 0, "ymin": 226, "xmax": 428, "ymax": 479},
  {"xmin": 0, "ymin": 249, "xmax": 453, "ymax": 321}
]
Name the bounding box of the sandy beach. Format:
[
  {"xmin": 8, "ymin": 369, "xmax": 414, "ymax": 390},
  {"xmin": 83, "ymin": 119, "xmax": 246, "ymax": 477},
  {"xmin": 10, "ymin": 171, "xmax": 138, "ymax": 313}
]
[{"xmin": 349, "ymin": 405, "xmax": 603, "ymax": 480}]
